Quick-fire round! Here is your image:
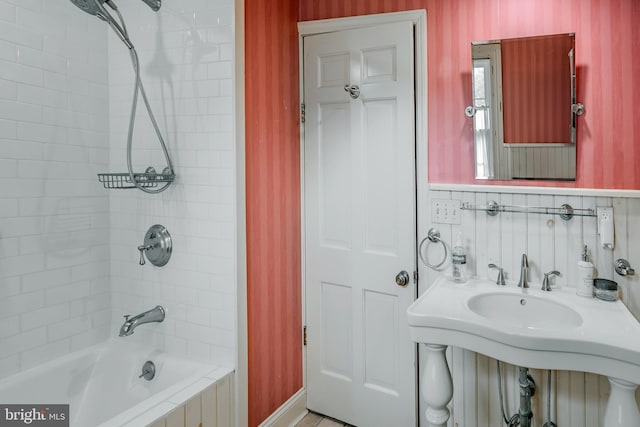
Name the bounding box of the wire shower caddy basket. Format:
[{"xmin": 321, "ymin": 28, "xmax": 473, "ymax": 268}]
[{"xmin": 97, "ymin": 166, "xmax": 175, "ymax": 190}]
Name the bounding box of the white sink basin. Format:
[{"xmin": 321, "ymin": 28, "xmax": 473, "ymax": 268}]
[
  {"xmin": 467, "ymin": 292, "xmax": 583, "ymax": 329},
  {"xmin": 407, "ymin": 276, "xmax": 640, "ymax": 383},
  {"xmin": 407, "ymin": 276, "xmax": 640, "ymax": 427}
]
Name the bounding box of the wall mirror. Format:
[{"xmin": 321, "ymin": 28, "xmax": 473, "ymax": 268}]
[{"xmin": 467, "ymin": 33, "xmax": 583, "ymax": 181}]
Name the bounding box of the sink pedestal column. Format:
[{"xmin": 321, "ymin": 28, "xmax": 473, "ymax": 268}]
[
  {"xmin": 603, "ymin": 377, "xmax": 640, "ymax": 427},
  {"xmin": 422, "ymin": 344, "xmax": 453, "ymax": 427}
]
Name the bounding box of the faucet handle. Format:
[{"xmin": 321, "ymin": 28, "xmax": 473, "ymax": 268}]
[
  {"xmin": 488, "ymin": 263, "xmax": 506, "ymax": 286},
  {"xmin": 542, "ymin": 270, "xmax": 561, "ymax": 291},
  {"xmin": 123, "ymin": 314, "xmax": 130, "ymax": 321},
  {"xmin": 615, "ymin": 259, "xmax": 635, "ymax": 276},
  {"xmin": 137, "ymin": 245, "xmax": 147, "ymax": 265}
]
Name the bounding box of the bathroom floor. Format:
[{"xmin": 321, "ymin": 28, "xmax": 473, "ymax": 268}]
[{"xmin": 295, "ymin": 411, "xmax": 355, "ymax": 427}]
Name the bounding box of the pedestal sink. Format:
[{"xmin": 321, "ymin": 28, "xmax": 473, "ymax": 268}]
[{"xmin": 407, "ymin": 276, "xmax": 640, "ymax": 427}]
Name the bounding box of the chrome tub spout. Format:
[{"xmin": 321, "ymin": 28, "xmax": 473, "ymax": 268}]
[{"xmin": 119, "ymin": 305, "xmax": 165, "ymax": 337}]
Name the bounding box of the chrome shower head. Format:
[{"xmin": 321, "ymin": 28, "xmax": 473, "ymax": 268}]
[
  {"xmin": 69, "ymin": 0, "xmax": 134, "ymax": 49},
  {"xmin": 69, "ymin": 0, "xmax": 106, "ymax": 15},
  {"xmin": 71, "ymin": 0, "xmax": 161, "ymax": 14}
]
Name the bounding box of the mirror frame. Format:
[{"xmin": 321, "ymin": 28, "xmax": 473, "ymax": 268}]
[{"xmin": 468, "ymin": 33, "xmax": 583, "ymax": 181}]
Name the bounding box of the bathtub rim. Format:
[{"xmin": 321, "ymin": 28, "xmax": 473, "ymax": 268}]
[{"xmin": 0, "ymin": 338, "xmax": 234, "ymax": 427}]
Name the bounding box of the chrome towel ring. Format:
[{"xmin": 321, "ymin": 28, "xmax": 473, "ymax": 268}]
[{"xmin": 419, "ymin": 228, "xmax": 449, "ymax": 270}]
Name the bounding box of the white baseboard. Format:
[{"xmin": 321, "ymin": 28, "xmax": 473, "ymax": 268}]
[{"xmin": 258, "ymin": 388, "xmax": 307, "ymax": 427}]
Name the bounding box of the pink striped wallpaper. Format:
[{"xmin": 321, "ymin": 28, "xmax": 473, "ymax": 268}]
[
  {"xmin": 244, "ymin": 1, "xmax": 639, "ymax": 424},
  {"xmin": 245, "ymin": 0, "xmax": 302, "ymax": 425},
  {"xmin": 501, "ymin": 35, "xmax": 573, "ymax": 144},
  {"xmin": 299, "ymin": 0, "xmax": 640, "ymax": 189}
]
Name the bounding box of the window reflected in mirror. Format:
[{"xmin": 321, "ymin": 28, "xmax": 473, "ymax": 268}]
[{"xmin": 473, "ymin": 59, "xmax": 494, "ymax": 179}]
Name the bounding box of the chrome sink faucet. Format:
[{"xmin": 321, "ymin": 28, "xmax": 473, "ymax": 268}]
[
  {"xmin": 542, "ymin": 270, "xmax": 561, "ymax": 291},
  {"xmin": 518, "ymin": 254, "xmax": 529, "ymax": 288},
  {"xmin": 119, "ymin": 305, "xmax": 165, "ymax": 337},
  {"xmin": 488, "ymin": 263, "xmax": 506, "ymax": 286}
]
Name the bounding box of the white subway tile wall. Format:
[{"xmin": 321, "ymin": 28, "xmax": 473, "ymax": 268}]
[
  {"xmin": 106, "ymin": 0, "xmax": 235, "ymax": 366},
  {"xmin": 0, "ymin": 0, "xmax": 235, "ymax": 379},
  {"xmin": 0, "ymin": 0, "xmax": 111, "ymax": 378}
]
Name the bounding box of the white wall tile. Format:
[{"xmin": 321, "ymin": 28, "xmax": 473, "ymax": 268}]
[
  {"xmin": 0, "ymin": 354, "xmax": 20, "ymax": 378},
  {"xmin": 0, "ymin": 2, "xmax": 110, "ymax": 378},
  {"xmin": 0, "ymin": 2, "xmax": 15, "ymax": 23},
  {"xmin": 0, "ymin": 99, "xmax": 42, "ymax": 122},
  {"xmin": 0, "ymin": 0, "xmax": 234, "ymax": 383},
  {"xmin": 47, "ymin": 316, "xmax": 91, "ymax": 341},
  {"xmin": 21, "ymin": 303, "xmax": 71, "ymax": 330},
  {"xmin": 106, "ymin": 0, "xmax": 235, "ymax": 364},
  {"xmin": 0, "ymin": 117, "xmax": 16, "ymax": 138},
  {"xmin": 2, "ymin": 0, "xmax": 42, "ymax": 13},
  {"xmin": 18, "ymin": 84, "xmax": 69, "ymax": 109},
  {"xmin": 0, "ymin": 79, "xmax": 18, "ymax": 99},
  {"xmin": 0, "ymin": 21, "xmax": 41, "ymax": 49},
  {"xmin": 0, "ymin": 327, "xmax": 46, "ymax": 359},
  {"xmin": 0, "ymin": 316, "xmax": 19, "ymax": 338},
  {"xmin": 0, "ymin": 59, "xmax": 43, "ymax": 86}
]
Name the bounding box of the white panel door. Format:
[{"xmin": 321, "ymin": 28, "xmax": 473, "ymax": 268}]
[{"xmin": 304, "ymin": 21, "xmax": 416, "ymax": 427}]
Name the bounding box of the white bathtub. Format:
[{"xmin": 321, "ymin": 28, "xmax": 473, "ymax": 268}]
[{"xmin": 0, "ymin": 339, "xmax": 233, "ymax": 427}]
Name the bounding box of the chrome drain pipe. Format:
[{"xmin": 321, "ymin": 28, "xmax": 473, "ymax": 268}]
[{"xmin": 518, "ymin": 367, "xmax": 536, "ymax": 427}]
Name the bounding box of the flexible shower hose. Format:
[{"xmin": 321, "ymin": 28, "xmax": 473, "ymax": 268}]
[{"xmin": 113, "ymin": 7, "xmax": 174, "ymax": 194}]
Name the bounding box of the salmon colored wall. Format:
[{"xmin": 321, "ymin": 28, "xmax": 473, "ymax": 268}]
[
  {"xmin": 244, "ymin": 1, "xmax": 638, "ymax": 424},
  {"xmin": 245, "ymin": 0, "xmax": 302, "ymax": 425},
  {"xmin": 299, "ymin": 0, "xmax": 640, "ymax": 189}
]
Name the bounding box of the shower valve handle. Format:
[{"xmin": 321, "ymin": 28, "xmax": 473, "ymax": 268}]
[{"xmin": 137, "ymin": 244, "xmax": 154, "ymax": 265}]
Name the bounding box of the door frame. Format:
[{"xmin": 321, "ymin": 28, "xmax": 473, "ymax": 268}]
[{"xmin": 297, "ymin": 9, "xmax": 428, "ymax": 423}]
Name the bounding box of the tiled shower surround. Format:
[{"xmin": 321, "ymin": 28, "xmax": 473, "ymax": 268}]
[
  {"xmin": 106, "ymin": 0, "xmax": 236, "ymax": 366},
  {"xmin": 0, "ymin": 0, "xmax": 235, "ymax": 378},
  {"xmin": 0, "ymin": 0, "xmax": 110, "ymax": 377}
]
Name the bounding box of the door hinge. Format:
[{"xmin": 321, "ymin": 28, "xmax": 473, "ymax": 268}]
[
  {"xmin": 413, "ymin": 270, "xmax": 418, "ymax": 284},
  {"xmin": 300, "ymin": 103, "xmax": 305, "ymax": 123},
  {"xmin": 303, "ymin": 326, "xmax": 307, "ymax": 346}
]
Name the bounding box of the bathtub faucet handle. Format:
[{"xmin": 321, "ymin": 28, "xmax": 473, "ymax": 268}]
[{"xmin": 137, "ymin": 244, "xmax": 153, "ymax": 265}]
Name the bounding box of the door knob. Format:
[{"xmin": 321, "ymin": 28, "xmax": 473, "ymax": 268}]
[
  {"xmin": 395, "ymin": 270, "xmax": 410, "ymax": 287},
  {"xmin": 344, "ymin": 84, "xmax": 360, "ymax": 99}
]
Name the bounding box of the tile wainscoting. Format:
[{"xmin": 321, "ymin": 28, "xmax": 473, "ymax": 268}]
[{"xmin": 146, "ymin": 372, "xmax": 234, "ymax": 427}]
